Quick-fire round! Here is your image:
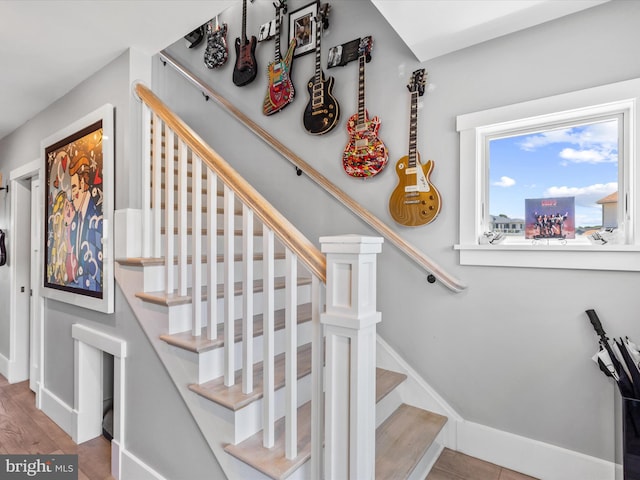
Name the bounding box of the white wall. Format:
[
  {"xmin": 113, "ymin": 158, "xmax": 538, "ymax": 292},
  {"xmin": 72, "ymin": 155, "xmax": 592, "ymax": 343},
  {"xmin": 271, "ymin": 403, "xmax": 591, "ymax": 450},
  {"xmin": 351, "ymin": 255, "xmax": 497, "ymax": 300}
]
[
  {"xmin": 157, "ymin": 0, "xmax": 640, "ymax": 464},
  {"xmin": 0, "ymin": 49, "xmax": 227, "ymax": 480}
]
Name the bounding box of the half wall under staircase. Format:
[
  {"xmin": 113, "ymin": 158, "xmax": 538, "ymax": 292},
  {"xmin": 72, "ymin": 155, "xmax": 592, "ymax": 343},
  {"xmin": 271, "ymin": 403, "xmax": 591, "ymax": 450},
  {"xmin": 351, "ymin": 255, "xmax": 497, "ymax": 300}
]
[{"xmin": 113, "ymin": 83, "xmax": 456, "ymax": 479}]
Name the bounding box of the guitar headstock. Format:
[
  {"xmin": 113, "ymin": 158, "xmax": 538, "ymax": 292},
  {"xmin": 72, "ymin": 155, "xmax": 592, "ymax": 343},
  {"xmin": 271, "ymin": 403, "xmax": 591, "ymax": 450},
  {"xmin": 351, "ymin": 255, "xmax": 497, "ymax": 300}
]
[
  {"xmin": 273, "ymin": 0, "xmax": 287, "ymax": 15},
  {"xmin": 407, "ymin": 68, "xmax": 426, "ymax": 96},
  {"xmin": 358, "ymin": 36, "xmax": 373, "ymax": 62},
  {"xmin": 317, "ymin": 3, "xmax": 331, "ymax": 30}
]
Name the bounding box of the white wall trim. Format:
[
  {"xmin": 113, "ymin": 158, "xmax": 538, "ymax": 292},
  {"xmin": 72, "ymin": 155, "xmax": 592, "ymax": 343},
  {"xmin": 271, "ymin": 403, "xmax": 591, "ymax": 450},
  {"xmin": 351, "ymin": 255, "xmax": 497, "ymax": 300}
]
[
  {"xmin": 457, "ymin": 419, "xmax": 616, "ymax": 480},
  {"xmin": 40, "ymin": 386, "xmax": 75, "ymax": 437},
  {"xmin": 0, "ymin": 352, "xmax": 9, "ymax": 380},
  {"xmin": 120, "ymin": 447, "xmax": 168, "ymax": 480}
]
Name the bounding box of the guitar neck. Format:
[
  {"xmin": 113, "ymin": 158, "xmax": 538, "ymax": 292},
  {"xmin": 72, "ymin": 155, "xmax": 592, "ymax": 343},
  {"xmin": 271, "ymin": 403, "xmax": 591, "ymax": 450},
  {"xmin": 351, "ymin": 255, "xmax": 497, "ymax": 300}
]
[
  {"xmin": 242, "ymin": 0, "xmax": 248, "ymax": 40},
  {"xmin": 274, "ymin": 10, "xmax": 281, "ymax": 62},
  {"xmin": 408, "ymin": 90, "xmax": 418, "ymax": 168},
  {"xmin": 313, "ymin": 17, "xmax": 322, "ymax": 84},
  {"xmin": 357, "ymin": 55, "xmax": 366, "ymax": 125}
]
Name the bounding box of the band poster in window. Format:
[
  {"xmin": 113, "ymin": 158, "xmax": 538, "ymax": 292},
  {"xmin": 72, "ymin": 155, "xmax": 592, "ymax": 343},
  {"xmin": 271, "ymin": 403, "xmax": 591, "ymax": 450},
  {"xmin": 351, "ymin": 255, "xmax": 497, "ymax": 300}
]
[
  {"xmin": 42, "ymin": 104, "xmax": 114, "ymax": 314},
  {"xmin": 525, "ymin": 197, "xmax": 575, "ymax": 240}
]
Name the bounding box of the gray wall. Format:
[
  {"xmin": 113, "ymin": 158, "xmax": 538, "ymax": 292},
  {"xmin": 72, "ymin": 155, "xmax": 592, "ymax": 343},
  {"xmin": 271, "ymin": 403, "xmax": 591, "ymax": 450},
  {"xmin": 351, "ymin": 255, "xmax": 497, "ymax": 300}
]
[
  {"xmin": 0, "ymin": 50, "xmax": 225, "ymax": 479},
  {"xmin": 158, "ymin": 0, "xmax": 640, "ymax": 462}
]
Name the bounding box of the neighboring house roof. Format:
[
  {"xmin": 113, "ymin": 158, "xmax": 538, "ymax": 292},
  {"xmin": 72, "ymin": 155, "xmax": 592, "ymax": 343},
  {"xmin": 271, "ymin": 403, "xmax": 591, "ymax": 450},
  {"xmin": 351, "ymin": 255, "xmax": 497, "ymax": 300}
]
[
  {"xmin": 596, "ymin": 191, "xmax": 618, "ymax": 204},
  {"xmin": 491, "ymin": 215, "xmax": 524, "ymax": 224}
]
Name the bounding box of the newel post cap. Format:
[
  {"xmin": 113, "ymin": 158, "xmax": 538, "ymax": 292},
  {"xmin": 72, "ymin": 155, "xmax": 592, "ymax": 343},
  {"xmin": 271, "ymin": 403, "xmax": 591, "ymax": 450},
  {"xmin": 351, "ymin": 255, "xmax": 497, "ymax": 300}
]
[{"xmin": 320, "ymin": 234, "xmax": 384, "ymax": 254}]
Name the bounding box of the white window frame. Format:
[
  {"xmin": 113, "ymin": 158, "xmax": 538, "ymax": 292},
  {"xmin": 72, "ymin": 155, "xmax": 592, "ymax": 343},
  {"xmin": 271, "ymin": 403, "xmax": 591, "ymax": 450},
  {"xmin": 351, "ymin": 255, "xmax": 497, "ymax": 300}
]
[{"xmin": 455, "ymin": 77, "xmax": 640, "ymax": 271}]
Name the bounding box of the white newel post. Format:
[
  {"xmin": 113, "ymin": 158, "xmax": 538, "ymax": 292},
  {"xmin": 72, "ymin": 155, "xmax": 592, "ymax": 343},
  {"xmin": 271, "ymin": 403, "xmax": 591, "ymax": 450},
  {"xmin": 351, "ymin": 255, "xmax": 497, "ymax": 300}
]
[{"xmin": 320, "ymin": 235, "xmax": 383, "ymax": 480}]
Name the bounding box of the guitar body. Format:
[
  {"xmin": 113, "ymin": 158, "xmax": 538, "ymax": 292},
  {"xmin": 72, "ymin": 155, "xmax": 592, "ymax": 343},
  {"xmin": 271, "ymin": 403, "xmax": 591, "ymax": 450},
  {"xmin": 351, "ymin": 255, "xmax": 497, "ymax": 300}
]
[
  {"xmin": 233, "ymin": 36, "xmax": 258, "ymax": 86},
  {"xmin": 204, "ymin": 22, "xmax": 228, "ymax": 69},
  {"xmin": 303, "ymin": 71, "xmax": 340, "ymax": 134},
  {"xmin": 263, "ymin": 39, "xmax": 296, "ymax": 115},
  {"xmin": 389, "ymin": 153, "xmax": 441, "ymax": 226},
  {"xmin": 342, "ymin": 111, "xmax": 388, "ymax": 178}
]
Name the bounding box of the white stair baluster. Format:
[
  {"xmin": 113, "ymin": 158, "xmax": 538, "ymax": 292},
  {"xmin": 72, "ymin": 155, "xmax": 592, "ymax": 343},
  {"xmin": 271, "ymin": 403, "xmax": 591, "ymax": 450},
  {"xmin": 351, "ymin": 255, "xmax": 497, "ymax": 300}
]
[
  {"xmin": 152, "ymin": 113, "xmax": 162, "ymax": 258},
  {"xmin": 164, "ymin": 126, "xmax": 174, "ymax": 294},
  {"xmin": 192, "ymin": 155, "xmax": 202, "ymax": 336},
  {"xmin": 207, "ymin": 170, "xmax": 218, "ymax": 340},
  {"xmin": 262, "ymin": 227, "xmax": 275, "ymax": 448},
  {"xmin": 285, "ymin": 249, "xmax": 297, "ymax": 459},
  {"xmin": 177, "ymin": 140, "xmax": 188, "ymax": 296},
  {"xmin": 224, "ymin": 185, "xmax": 235, "ymax": 386},
  {"xmin": 310, "ymin": 275, "xmax": 324, "ymax": 480},
  {"xmin": 242, "ymin": 205, "xmax": 254, "ymax": 394},
  {"xmin": 141, "ymin": 104, "xmax": 151, "ymax": 258}
]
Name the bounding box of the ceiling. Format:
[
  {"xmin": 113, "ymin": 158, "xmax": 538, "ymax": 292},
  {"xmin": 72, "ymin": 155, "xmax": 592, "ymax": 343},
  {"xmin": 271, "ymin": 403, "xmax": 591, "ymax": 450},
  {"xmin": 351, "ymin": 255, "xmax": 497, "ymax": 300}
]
[{"xmin": 0, "ymin": 0, "xmax": 608, "ymax": 141}]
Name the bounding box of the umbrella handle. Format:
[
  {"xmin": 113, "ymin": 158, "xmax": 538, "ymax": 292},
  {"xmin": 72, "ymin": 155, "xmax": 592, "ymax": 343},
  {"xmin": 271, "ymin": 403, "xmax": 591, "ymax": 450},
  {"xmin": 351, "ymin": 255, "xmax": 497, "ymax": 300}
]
[{"xmin": 586, "ymin": 309, "xmax": 608, "ymax": 342}]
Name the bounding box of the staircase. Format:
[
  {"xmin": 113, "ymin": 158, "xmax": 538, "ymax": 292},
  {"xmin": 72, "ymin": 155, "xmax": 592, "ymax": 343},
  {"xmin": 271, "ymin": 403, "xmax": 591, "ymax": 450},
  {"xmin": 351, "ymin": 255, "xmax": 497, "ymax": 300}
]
[{"xmin": 114, "ymin": 83, "xmax": 451, "ymax": 479}]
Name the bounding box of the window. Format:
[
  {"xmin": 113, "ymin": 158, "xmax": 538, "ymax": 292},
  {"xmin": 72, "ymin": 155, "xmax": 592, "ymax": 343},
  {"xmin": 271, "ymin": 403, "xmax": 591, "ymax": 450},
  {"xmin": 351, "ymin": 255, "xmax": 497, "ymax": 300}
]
[{"xmin": 455, "ymin": 77, "xmax": 640, "ymax": 271}]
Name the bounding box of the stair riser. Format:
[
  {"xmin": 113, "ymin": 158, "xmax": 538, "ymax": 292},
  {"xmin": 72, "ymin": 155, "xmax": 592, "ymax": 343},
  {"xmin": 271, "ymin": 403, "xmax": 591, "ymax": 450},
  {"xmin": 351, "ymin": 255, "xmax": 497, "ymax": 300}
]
[
  {"xmin": 166, "ymin": 285, "xmax": 312, "ymax": 334},
  {"xmin": 160, "ymin": 234, "xmax": 287, "ymax": 257},
  {"xmin": 184, "ymin": 319, "xmax": 313, "ymax": 384}
]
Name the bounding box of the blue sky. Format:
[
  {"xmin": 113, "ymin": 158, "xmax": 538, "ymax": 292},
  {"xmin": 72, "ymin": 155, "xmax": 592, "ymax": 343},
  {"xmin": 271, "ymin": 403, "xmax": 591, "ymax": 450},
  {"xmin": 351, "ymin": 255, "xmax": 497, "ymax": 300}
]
[{"xmin": 489, "ymin": 119, "xmax": 618, "ymax": 228}]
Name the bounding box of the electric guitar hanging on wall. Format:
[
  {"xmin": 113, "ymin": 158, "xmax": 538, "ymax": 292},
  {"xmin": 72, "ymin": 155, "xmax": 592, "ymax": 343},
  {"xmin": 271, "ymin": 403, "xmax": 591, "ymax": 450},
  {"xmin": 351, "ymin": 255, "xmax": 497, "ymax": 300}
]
[
  {"xmin": 204, "ymin": 16, "xmax": 228, "ymax": 69},
  {"xmin": 263, "ymin": 0, "xmax": 296, "ymax": 115},
  {"xmin": 233, "ymin": 0, "xmax": 258, "ymax": 86},
  {"xmin": 302, "ymin": 3, "xmax": 340, "ymax": 134},
  {"xmin": 342, "ymin": 36, "xmax": 388, "ymax": 178},
  {"xmin": 389, "ymin": 69, "xmax": 441, "ymax": 226}
]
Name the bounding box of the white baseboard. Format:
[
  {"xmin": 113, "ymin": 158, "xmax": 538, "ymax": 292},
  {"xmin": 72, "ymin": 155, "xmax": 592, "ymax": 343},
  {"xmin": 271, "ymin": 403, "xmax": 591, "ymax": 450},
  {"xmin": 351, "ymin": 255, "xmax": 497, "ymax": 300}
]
[
  {"xmin": 40, "ymin": 386, "xmax": 75, "ymax": 438},
  {"xmin": 0, "ymin": 352, "xmax": 8, "ymax": 380},
  {"xmin": 120, "ymin": 447, "xmax": 167, "ymax": 480},
  {"xmin": 457, "ymin": 420, "xmax": 617, "ymax": 480}
]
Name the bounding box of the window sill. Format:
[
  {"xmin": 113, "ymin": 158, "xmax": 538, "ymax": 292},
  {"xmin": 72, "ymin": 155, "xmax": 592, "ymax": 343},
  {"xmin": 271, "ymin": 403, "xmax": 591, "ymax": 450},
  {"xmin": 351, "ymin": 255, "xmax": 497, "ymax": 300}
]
[{"xmin": 454, "ymin": 243, "xmax": 640, "ymax": 271}]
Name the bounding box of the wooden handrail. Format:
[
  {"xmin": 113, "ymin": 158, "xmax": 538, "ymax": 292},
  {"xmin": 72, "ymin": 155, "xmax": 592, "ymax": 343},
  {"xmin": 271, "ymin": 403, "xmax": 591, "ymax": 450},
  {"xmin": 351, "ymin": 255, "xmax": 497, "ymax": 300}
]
[
  {"xmin": 156, "ymin": 50, "xmax": 466, "ymax": 293},
  {"xmin": 135, "ymin": 82, "xmax": 327, "ymax": 283}
]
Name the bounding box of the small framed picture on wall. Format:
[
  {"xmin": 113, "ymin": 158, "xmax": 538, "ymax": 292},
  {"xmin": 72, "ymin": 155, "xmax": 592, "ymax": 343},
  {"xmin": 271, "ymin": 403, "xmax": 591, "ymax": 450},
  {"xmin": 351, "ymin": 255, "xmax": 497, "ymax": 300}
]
[{"xmin": 288, "ymin": 1, "xmax": 318, "ymax": 57}]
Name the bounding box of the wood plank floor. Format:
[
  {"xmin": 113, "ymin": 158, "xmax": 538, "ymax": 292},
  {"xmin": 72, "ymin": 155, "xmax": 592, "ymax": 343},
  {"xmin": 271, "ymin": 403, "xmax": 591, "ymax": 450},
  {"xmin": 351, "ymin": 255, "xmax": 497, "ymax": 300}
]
[
  {"xmin": 0, "ymin": 375, "xmax": 113, "ymax": 480},
  {"xmin": 427, "ymin": 448, "xmax": 538, "ymax": 480}
]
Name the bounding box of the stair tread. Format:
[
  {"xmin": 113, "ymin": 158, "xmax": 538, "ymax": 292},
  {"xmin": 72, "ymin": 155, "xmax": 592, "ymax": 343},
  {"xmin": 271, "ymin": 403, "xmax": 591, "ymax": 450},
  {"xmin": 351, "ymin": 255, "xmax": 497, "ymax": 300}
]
[
  {"xmin": 375, "ymin": 404, "xmax": 448, "ymax": 480},
  {"xmin": 189, "ymin": 343, "xmax": 313, "ymax": 411},
  {"xmin": 223, "ymin": 368, "xmax": 412, "ymax": 480},
  {"xmin": 225, "ymin": 401, "xmax": 313, "ymax": 480},
  {"xmin": 160, "ymin": 302, "xmax": 312, "ymax": 353},
  {"xmin": 135, "ymin": 276, "xmax": 313, "ymax": 306},
  {"xmin": 376, "ymin": 368, "xmax": 407, "ymax": 403},
  {"xmin": 117, "ymin": 252, "xmax": 286, "ymax": 267}
]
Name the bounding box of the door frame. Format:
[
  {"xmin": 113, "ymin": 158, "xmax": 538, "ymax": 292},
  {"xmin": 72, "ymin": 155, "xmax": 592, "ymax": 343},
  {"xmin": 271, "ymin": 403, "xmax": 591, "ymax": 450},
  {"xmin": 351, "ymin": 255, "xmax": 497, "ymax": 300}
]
[{"xmin": 8, "ymin": 159, "xmax": 42, "ymax": 393}]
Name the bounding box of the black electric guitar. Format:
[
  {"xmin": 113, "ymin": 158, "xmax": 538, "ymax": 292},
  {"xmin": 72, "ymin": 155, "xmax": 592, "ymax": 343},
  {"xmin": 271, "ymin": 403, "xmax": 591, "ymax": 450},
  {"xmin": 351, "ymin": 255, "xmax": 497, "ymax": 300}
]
[
  {"xmin": 302, "ymin": 4, "xmax": 340, "ymax": 135},
  {"xmin": 204, "ymin": 16, "xmax": 228, "ymax": 69},
  {"xmin": 0, "ymin": 229, "xmax": 5, "ymax": 266},
  {"xmin": 233, "ymin": 0, "xmax": 258, "ymax": 86},
  {"xmin": 388, "ymin": 69, "xmax": 441, "ymax": 226}
]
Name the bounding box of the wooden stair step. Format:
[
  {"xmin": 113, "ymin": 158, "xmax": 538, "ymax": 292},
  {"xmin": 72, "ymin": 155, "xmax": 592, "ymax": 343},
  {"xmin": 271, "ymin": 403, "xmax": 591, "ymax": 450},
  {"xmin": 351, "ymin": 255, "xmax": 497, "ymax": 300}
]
[
  {"xmin": 135, "ymin": 276, "xmax": 313, "ymax": 307},
  {"xmin": 159, "ymin": 302, "xmax": 312, "ymax": 353},
  {"xmin": 117, "ymin": 252, "xmax": 286, "ymax": 267},
  {"xmin": 376, "ymin": 368, "xmax": 407, "ymax": 403},
  {"xmin": 375, "ymin": 404, "xmax": 448, "ymax": 480},
  {"xmin": 224, "ymin": 368, "xmax": 409, "ymax": 480},
  {"xmin": 189, "ymin": 343, "xmax": 312, "ymax": 411},
  {"xmin": 225, "ymin": 401, "xmax": 312, "ymax": 480}
]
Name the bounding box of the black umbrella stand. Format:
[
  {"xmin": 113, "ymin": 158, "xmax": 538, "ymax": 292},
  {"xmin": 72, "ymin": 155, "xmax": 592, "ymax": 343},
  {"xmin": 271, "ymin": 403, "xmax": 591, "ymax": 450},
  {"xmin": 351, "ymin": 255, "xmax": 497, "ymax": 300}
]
[
  {"xmin": 623, "ymin": 397, "xmax": 640, "ymax": 479},
  {"xmin": 585, "ymin": 309, "xmax": 640, "ymax": 479}
]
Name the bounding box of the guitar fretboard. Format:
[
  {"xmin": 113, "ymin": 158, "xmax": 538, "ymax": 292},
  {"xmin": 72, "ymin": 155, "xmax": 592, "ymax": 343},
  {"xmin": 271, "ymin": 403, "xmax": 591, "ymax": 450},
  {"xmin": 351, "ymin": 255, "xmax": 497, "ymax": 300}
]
[
  {"xmin": 408, "ymin": 90, "xmax": 418, "ymax": 168},
  {"xmin": 242, "ymin": 0, "xmax": 247, "ymax": 41},
  {"xmin": 313, "ymin": 16, "xmax": 322, "ymax": 85},
  {"xmin": 357, "ymin": 55, "xmax": 366, "ymax": 125}
]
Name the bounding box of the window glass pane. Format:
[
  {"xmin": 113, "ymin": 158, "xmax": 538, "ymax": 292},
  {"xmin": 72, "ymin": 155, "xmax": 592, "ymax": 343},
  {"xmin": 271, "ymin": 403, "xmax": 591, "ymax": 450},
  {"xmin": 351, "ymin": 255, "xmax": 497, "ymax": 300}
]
[{"xmin": 488, "ymin": 118, "xmax": 619, "ymax": 240}]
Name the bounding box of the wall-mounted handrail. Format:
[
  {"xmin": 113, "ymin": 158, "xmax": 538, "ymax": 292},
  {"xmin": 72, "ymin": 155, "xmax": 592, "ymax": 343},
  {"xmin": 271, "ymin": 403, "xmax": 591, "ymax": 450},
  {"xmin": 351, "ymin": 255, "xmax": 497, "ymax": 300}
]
[
  {"xmin": 157, "ymin": 50, "xmax": 466, "ymax": 293},
  {"xmin": 135, "ymin": 82, "xmax": 327, "ymax": 283}
]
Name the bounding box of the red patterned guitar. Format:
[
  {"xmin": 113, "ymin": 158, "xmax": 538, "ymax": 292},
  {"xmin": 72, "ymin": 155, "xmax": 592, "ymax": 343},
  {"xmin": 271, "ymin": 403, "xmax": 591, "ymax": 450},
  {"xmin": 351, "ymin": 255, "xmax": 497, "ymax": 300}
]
[
  {"xmin": 342, "ymin": 36, "xmax": 388, "ymax": 178},
  {"xmin": 263, "ymin": 0, "xmax": 296, "ymax": 115}
]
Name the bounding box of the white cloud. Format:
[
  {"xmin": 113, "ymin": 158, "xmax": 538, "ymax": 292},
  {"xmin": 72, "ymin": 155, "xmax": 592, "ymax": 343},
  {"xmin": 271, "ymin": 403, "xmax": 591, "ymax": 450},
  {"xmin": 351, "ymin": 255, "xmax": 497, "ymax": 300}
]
[
  {"xmin": 544, "ymin": 182, "xmax": 617, "ymax": 207},
  {"xmin": 559, "ymin": 147, "xmax": 616, "ymax": 164},
  {"xmin": 492, "ymin": 176, "xmax": 516, "ymax": 187}
]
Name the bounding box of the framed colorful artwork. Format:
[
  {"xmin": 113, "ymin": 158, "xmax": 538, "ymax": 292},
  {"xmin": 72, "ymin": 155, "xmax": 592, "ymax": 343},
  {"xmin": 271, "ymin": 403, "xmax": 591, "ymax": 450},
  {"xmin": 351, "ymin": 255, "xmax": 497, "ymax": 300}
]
[
  {"xmin": 42, "ymin": 104, "xmax": 115, "ymax": 313},
  {"xmin": 288, "ymin": 1, "xmax": 318, "ymax": 58}
]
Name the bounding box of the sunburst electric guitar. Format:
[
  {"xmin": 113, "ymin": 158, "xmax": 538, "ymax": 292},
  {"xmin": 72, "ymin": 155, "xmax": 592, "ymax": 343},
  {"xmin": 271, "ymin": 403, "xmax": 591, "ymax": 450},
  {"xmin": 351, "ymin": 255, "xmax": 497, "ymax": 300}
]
[
  {"xmin": 389, "ymin": 69, "xmax": 441, "ymax": 226},
  {"xmin": 342, "ymin": 36, "xmax": 388, "ymax": 178},
  {"xmin": 263, "ymin": 0, "xmax": 296, "ymax": 115},
  {"xmin": 302, "ymin": 3, "xmax": 339, "ymax": 134}
]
